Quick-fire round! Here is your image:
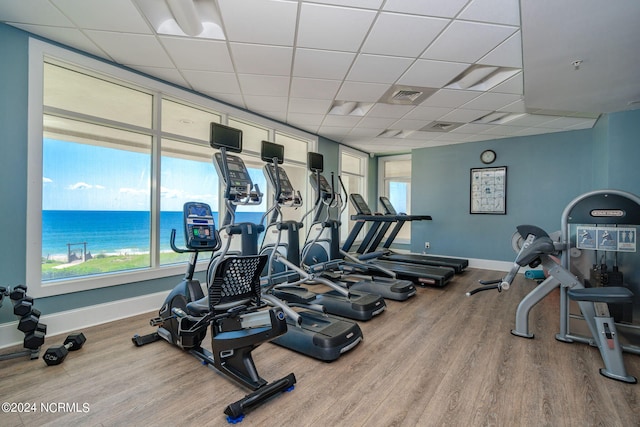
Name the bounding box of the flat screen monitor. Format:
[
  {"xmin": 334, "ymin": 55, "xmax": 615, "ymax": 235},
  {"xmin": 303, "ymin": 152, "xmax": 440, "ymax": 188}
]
[
  {"xmin": 308, "ymin": 152, "xmax": 323, "ymax": 172},
  {"xmin": 261, "ymin": 140, "xmax": 284, "ymax": 164},
  {"xmin": 210, "ymin": 122, "xmax": 242, "ymax": 153}
]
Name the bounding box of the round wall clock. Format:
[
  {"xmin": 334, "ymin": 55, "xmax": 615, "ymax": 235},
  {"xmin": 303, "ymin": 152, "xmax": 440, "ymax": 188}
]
[{"xmin": 481, "ymin": 149, "xmax": 496, "ymax": 164}]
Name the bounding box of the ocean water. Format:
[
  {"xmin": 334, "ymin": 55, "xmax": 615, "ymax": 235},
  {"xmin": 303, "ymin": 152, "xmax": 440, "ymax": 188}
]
[{"xmin": 42, "ymin": 210, "xmax": 265, "ymax": 258}]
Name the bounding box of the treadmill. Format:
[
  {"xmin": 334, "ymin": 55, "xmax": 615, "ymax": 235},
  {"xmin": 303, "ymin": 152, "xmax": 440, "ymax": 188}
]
[
  {"xmin": 343, "ymin": 194, "xmax": 454, "ymax": 287},
  {"xmin": 301, "ymin": 154, "xmax": 416, "ymax": 301},
  {"xmin": 369, "ymin": 196, "xmax": 468, "ymax": 274}
]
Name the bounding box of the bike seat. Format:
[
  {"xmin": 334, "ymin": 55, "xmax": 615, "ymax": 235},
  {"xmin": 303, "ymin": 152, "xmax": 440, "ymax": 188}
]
[
  {"xmin": 568, "ymin": 286, "xmax": 634, "ymax": 304},
  {"xmin": 186, "ymin": 296, "xmax": 210, "ymax": 316}
]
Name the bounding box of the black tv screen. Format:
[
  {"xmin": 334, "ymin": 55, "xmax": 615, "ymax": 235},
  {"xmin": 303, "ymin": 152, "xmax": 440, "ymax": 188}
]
[
  {"xmin": 308, "ymin": 152, "xmax": 323, "ymax": 172},
  {"xmin": 210, "ymin": 122, "xmax": 242, "ymax": 153},
  {"xmin": 261, "ymin": 140, "xmax": 284, "ymax": 164}
]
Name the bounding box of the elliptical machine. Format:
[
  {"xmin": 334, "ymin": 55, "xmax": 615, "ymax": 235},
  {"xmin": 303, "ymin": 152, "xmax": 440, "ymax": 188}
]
[
  {"xmin": 132, "ymin": 124, "xmax": 296, "ymax": 422},
  {"xmin": 258, "ymin": 140, "xmax": 364, "ymax": 361}
]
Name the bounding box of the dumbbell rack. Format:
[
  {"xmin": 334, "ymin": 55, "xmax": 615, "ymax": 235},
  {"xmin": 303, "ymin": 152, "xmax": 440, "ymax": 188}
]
[{"xmin": 0, "ymin": 285, "xmax": 48, "ymax": 361}]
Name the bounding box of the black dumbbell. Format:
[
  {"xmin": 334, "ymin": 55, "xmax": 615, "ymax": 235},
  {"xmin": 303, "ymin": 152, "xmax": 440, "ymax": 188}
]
[
  {"xmin": 13, "ymin": 296, "xmax": 34, "ymax": 317},
  {"xmin": 18, "ymin": 309, "xmax": 41, "ymax": 333},
  {"xmin": 9, "ymin": 285, "xmax": 28, "ymax": 301},
  {"xmin": 43, "ymin": 333, "xmax": 86, "ymax": 366},
  {"xmin": 24, "ymin": 327, "xmax": 46, "ymax": 350}
]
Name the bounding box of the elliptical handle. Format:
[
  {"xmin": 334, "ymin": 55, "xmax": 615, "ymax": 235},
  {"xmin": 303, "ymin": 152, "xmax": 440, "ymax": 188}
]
[{"xmin": 169, "ymin": 229, "xmax": 191, "ymax": 254}]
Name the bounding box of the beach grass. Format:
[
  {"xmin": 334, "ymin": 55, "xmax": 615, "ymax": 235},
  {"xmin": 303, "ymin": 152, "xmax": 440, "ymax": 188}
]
[{"xmin": 41, "ymin": 252, "xmax": 190, "ymax": 280}]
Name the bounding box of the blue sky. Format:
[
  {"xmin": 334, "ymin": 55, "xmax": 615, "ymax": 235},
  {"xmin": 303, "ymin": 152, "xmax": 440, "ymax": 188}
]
[{"xmin": 43, "ymin": 139, "xmax": 265, "ymax": 211}]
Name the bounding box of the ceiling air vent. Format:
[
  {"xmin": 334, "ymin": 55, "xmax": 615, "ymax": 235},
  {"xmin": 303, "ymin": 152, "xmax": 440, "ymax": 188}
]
[
  {"xmin": 379, "ymin": 85, "xmax": 437, "ymax": 106},
  {"xmin": 420, "ymin": 121, "xmax": 463, "ymax": 132}
]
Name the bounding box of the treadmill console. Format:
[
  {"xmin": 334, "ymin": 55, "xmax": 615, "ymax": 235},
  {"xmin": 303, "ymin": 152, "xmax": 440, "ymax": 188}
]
[
  {"xmin": 379, "ymin": 196, "xmax": 397, "ymax": 215},
  {"xmin": 350, "ymin": 194, "xmax": 372, "ymax": 215},
  {"xmin": 183, "ymin": 201, "xmax": 218, "ymax": 249}
]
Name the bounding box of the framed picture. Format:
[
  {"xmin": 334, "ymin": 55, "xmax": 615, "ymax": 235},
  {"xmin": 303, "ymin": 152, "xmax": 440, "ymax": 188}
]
[{"xmin": 470, "ymin": 166, "xmax": 507, "ymax": 214}]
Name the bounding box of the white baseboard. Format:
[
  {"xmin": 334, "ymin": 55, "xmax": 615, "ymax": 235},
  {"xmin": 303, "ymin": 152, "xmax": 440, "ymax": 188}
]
[
  {"xmin": 0, "ymin": 291, "xmax": 168, "ymax": 350},
  {"xmin": 467, "ymin": 257, "xmax": 515, "ymax": 272}
]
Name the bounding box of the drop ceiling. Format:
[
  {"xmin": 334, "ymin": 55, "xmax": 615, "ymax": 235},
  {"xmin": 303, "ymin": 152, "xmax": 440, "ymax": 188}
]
[{"xmin": 1, "ymin": 0, "xmax": 639, "ymax": 154}]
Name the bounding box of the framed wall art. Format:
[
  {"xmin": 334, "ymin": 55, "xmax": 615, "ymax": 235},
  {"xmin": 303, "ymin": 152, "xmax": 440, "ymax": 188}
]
[{"xmin": 470, "ymin": 166, "xmax": 507, "ymax": 214}]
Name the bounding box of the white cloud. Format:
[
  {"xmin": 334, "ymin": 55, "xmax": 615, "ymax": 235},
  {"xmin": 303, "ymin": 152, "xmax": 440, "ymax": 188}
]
[
  {"xmin": 43, "ymin": 177, "xmax": 53, "ymax": 183},
  {"xmin": 68, "ymin": 182, "xmax": 93, "ymax": 190},
  {"xmin": 120, "ymin": 187, "xmax": 148, "ymax": 196}
]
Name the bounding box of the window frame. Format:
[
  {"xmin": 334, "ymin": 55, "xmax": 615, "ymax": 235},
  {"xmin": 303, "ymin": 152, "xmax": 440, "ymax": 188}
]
[
  {"xmin": 26, "ymin": 39, "xmax": 316, "ymax": 298},
  {"xmin": 377, "ymin": 154, "xmax": 412, "ymax": 244},
  {"xmin": 338, "ymin": 145, "xmax": 369, "ymax": 244}
]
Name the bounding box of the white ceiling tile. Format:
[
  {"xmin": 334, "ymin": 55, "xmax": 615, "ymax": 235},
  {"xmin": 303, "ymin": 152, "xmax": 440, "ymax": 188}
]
[
  {"xmin": 348, "ymin": 128, "xmax": 386, "ymax": 138},
  {"xmin": 450, "ymin": 123, "xmax": 497, "ymax": 134},
  {"xmin": 208, "ymin": 92, "xmax": 245, "ymax": 106},
  {"xmin": 237, "ymin": 74, "xmax": 290, "ymax": 96},
  {"xmin": 244, "ymin": 95, "xmax": 288, "ymax": 112},
  {"xmin": 461, "ymin": 92, "xmax": 522, "ymax": 111},
  {"xmin": 52, "ymin": 0, "xmax": 151, "ymax": 33},
  {"xmin": 538, "ymin": 117, "xmax": 597, "ymax": 129},
  {"xmin": 489, "ymin": 71, "xmax": 523, "ymax": 94},
  {"xmin": 398, "ymin": 59, "xmax": 469, "ymax": 88},
  {"xmin": 480, "ymin": 125, "xmax": 528, "ymax": 136},
  {"xmin": 346, "ymin": 54, "xmax": 413, "ymax": 84},
  {"xmin": 0, "ymin": 0, "xmax": 72, "ymax": 26},
  {"xmin": 230, "ymin": 43, "xmax": 293, "ymax": 75},
  {"xmin": 307, "ymin": 0, "xmax": 384, "ymax": 8},
  {"xmin": 459, "ymin": 0, "xmax": 521, "ymax": 26},
  {"xmin": 182, "ymin": 70, "xmax": 241, "ymax": 94},
  {"xmin": 293, "ymin": 48, "xmax": 356, "ymax": 80},
  {"xmin": 322, "ymin": 115, "xmax": 362, "ymax": 127},
  {"xmin": 84, "ymin": 31, "xmax": 173, "ymax": 67},
  {"xmin": 439, "ymin": 108, "xmax": 491, "ymax": 122},
  {"xmin": 133, "ymin": 65, "xmax": 189, "ymax": 87},
  {"xmin": 506, "ymin": 114, "xmax": 558, "ymax": 127},
  {"xmin": 336, "ymin": 82, "xmax": 391, "ymax": 102},
  {"xmin": 403, "ymin": 105, "xmax": 452, "ymax": 121},
  {"xmin": 422, "ymin": 21, "xmax": 517, "ymax": 63},
  {"xmin": 288, "ymin": 98, "xmax": 332, "ymax": 114},
  {"xmin": 420, "ymin": 89, "xmax": 481, "ymax": 108},
  {"xmin": 290, "ymin": 77, "xmax": 342, "ymax": 100},
  {"xmin": 499, "ymin": 99, "xmax": 526, "ymax": 113},
  {"xmin": 477, "ymin": 31, "xmax": 522, "ymax": 68},
  {"xmin": 366, "ymin": 103, "xmax": 415, "ymax": 118},
  {"xmin": 287, "ymin": 112, "xmax": 325, "ymax": 126},
  {"xmin": 388, "ymin": 119, "xmax": 430, "ymax": 130},
  {"xmin": 297, "ymin": 3, "xmax": 377, "ymax": 51},
  {"xmin": 218, "ymin": 0, "xmax": 298, "ymax": 45},
  {"xmin": 383, "ymin": 0, "xmax": 469, "ymax": 18},
  {"xmin": 8, "ymin": 24, "xmax": 107, "ymax": 59},
  {"xmin": 356, "ymin": 116, "xmax": 398, "ymax": 128},
  {"xmin": 567, "ymin": 119, "xmax": 598, "ymax": 130},
  {"xmin": 161, "ymin": 37, "xmax": 233, "ymax": 72},
  {"xmin": 361, "ymin": 12, "xmax": 449, "ymax": 57},
  {"xmin": 317, "ymin": 126, "xmax": 353, "ymax": 141}
]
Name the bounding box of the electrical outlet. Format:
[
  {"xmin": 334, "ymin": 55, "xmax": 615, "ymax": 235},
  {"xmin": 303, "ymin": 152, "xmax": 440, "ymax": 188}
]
[{"xmin": 424, "ymin": 242, "xmax": 430, "ymax": 249}]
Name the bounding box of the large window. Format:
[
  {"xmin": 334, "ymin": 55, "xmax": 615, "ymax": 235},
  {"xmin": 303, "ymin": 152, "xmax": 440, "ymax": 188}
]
[
  {"xmin": 27, "ymin": 40, "xmax": 315, "ymax": 297},
  {"xmin": 378, "ymin": 155, "xmax": 412, "ymax": 243},
  {"xmin": 339, "ymin": 147, "xmax": 368, "ymax": 242}
]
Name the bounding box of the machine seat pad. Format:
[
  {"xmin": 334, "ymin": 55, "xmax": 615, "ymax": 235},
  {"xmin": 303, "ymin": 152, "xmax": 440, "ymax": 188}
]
[
  {"xmin": 186, "ymin": 296, "xmax": 210, "ymax": 316},
  {"xmin": 568, "ymin": 286, "xmax": 634, "ymax": 303}
]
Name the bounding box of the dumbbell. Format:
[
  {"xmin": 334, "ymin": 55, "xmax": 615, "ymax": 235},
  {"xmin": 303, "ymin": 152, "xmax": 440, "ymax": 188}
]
[
  {"xmin": 43, "ymin": 333, "xmax": 86, "ymax": 366},
  {"xmin": 18, "ymin": 309, "xmax": 41, "ymax": 333},
  {"xmin": 9, "ymin": 285, "xmax": 28, "ymax": 301}
]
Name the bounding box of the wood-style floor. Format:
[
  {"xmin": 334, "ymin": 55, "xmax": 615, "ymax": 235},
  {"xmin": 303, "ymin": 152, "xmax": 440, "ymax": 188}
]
[{"xmin": 1, "ymin": 268, "xmax": 639, "ymax": 426}]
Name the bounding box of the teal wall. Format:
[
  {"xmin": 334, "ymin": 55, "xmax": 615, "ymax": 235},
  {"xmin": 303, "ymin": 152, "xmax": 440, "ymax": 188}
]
[{"xmin": 410, "ymin": 110, "xmax": 640, "ymax": 261}]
